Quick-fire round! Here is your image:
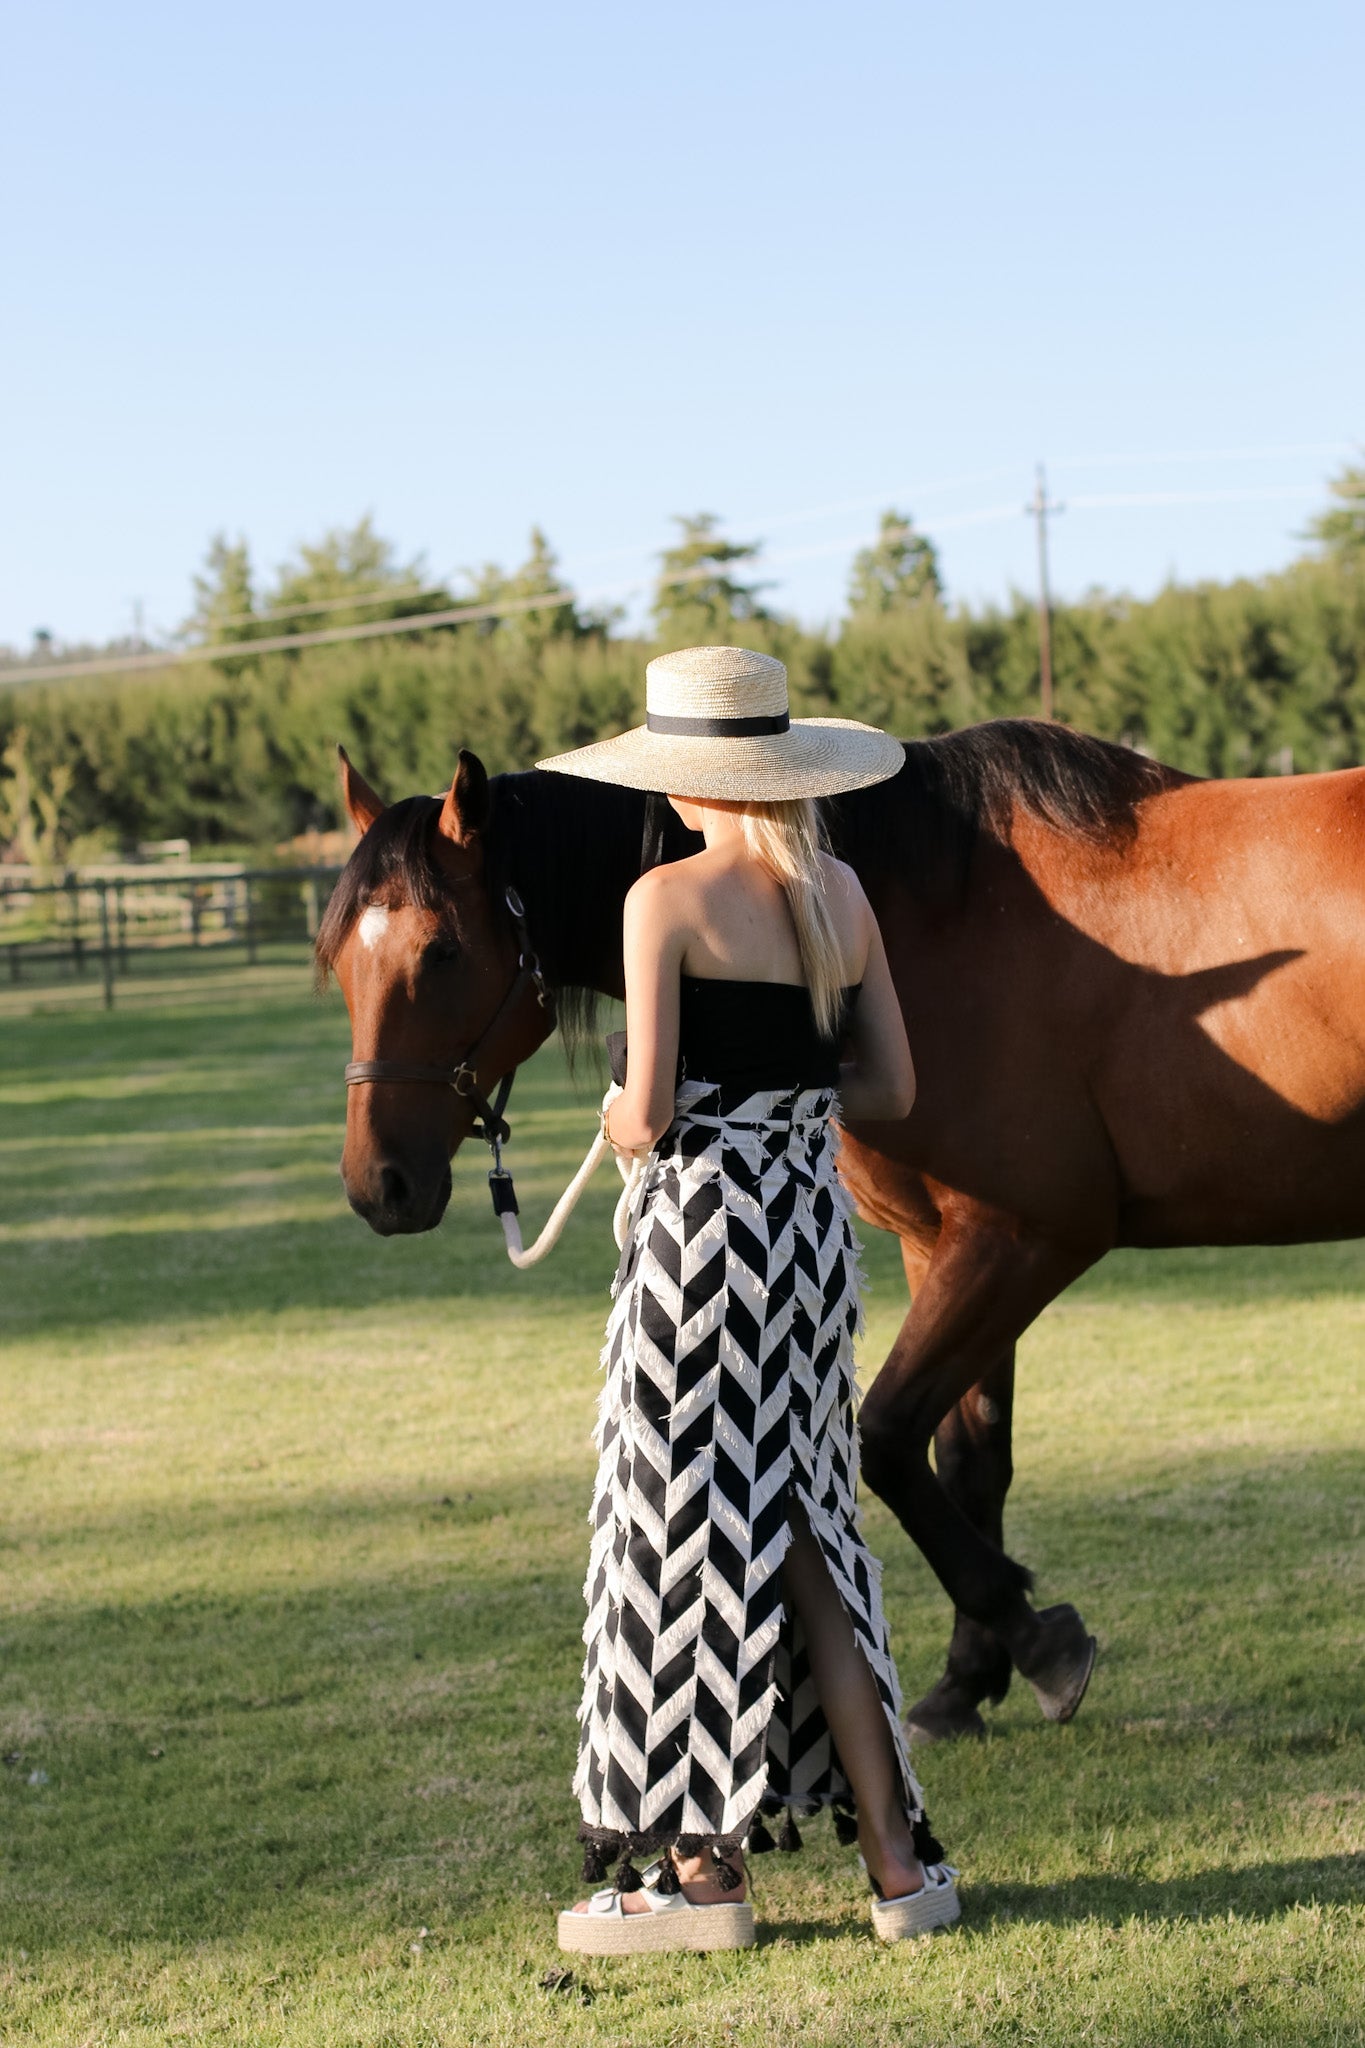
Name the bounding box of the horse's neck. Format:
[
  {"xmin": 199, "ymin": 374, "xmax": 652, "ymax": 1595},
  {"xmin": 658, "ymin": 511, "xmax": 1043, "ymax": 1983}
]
[{"xmin": 493, "ymin": 772, "xmax": 658, "ymax": 1000}]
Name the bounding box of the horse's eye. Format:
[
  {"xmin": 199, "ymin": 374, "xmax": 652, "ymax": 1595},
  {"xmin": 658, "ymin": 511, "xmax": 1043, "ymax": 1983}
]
[{"xmin": 423, "ymin": 936, "xmax": 461, "ymax": 968}]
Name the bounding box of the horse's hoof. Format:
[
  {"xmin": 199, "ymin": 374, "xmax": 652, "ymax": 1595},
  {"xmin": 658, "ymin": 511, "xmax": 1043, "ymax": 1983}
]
[
  {"xmin": 903, "ymin": 1679, "xmax": 988, "ymax": 1745},
  {"xmin": 1016, "ymin": 1603, "xmax": 1097, "ymax": 1724}
]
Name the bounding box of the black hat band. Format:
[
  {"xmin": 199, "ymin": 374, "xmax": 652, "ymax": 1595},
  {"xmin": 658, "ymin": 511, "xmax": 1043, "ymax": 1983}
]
[{"xmin": 645, "ymin": 710, "xmax": 791, "ymax": 738}]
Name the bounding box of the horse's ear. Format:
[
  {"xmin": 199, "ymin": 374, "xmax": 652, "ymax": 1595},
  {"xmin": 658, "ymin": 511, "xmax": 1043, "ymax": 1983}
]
[
  {"xmin": 337, "ymin": 745, "xmax": 386, "ymax": 835},
  {"xmin": 437, "ymin": 749, "xmax": 490, "ymax": 846}
]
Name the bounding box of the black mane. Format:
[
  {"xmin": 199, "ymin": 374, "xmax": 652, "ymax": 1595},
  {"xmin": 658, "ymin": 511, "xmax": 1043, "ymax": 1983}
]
[
  {"xmin": 829, "ymin": 719, "xmax": 1185, "ymax": 905},
  {"xmin": 483, "ymin": 774, "xmax": 697, "ymax": 1045},
  {"xmin": 317, "ymin": 721, "xmax": 1184, "ymax": 1014}
]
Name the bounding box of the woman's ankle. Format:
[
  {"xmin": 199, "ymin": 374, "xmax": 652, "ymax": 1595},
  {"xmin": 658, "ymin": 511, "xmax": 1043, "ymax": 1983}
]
[
  {"xmin": 671, "ymin": 1848, "xmax": 746, "ymax": 1901},
  {"xmin": 857, "ymin": 1818, "xmax": 923, "ymax": 1900}
]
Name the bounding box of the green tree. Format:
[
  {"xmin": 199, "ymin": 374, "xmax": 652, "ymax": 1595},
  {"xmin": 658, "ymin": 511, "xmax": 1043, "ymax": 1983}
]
[
  {"xmin": 846, "ymin": 510, "xmax": 943, "ymax": 618},
  {"xmin": 267, "ymin": 515, "xmax": 448, "ymax": 630},
  {"xmin": 1306, "ymin": 461, "xmax": 1365, "ymax": 564},
  {"xmin": 0, "ymin": 724, "xmax": 73, "ymax": 866},
  {"xmin": 466, "ymin": 526, "xmax": 582, "ymax": 650},
  {"xmin": 185, "ymin": 535, "xmax": 258, "ymax": 644},
  {"xmin": 652, "ymin": 514, "xmax": 771, "ymax": 649}
]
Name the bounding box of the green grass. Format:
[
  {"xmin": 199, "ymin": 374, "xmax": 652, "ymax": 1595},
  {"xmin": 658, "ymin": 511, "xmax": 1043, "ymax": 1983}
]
[{"xmin": 1, "ymin": 956, "xmax": 1362, "ymax": 2046}]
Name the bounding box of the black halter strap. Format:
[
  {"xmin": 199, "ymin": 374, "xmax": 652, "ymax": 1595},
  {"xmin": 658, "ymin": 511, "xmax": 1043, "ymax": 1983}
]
[{"xmin": 343, "ymin": 887, "xmax": 553, "ymax": 1202}]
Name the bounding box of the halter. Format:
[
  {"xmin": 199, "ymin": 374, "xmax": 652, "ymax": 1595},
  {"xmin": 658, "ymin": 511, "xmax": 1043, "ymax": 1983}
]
[{"xmin": 343, "ymin": 884, "xmax": 554, "ymax": 1222}]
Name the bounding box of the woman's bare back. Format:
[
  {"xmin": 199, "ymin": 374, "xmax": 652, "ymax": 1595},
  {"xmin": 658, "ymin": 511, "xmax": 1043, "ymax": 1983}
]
[{"xmin": 663, "ymin": 846, "xmax": 869, "ymax": 986}]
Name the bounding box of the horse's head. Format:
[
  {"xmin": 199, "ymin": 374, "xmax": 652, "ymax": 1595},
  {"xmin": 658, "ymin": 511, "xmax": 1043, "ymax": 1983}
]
[{"xmin": 318, "ymin": 747, "xmax": 556, "ymax": 1235}]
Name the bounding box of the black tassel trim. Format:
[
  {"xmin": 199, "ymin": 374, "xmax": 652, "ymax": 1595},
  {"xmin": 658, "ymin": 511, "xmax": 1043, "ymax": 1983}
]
[
  {"xmin": 580, "ymin": 1841, "xmax": 608, "ymax": 1884},
  {"xmin": 912, "ymin": 1813, "xmax": 946, "ymax": 1865},
  {"xmin": 833, "ymin": 1807, "xmax": 859, "ymax": 1846},
  {"xmin": 746, "ymin": 1818, "xmax": 777, "ymax": 1854},
  {"xmin": 614, "ymin": 1855, "xmax": 643, "ymax": 1893},
  {"xmin": 654, "ymin": 1852, "xmax": 681, "ymax": 1896},
  {"xmin": 712, "ymin": 1851, "xmax": 743, "ymax": 1893},
  {"xmin": 777, "ymin": 1811, "xmax": 803, "ymax": 1853}
]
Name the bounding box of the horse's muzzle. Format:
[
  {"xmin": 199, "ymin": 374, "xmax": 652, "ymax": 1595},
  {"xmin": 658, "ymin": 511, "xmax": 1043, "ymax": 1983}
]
[{"xmin": 345, "ymin": 1156, "xmax": 453, "ymax": 1235}]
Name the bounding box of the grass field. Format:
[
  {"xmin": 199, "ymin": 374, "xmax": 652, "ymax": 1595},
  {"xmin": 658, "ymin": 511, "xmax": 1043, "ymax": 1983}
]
[{"xmin": 1, "ymin": 955, "xmax": 1362, "ymax": 2047}]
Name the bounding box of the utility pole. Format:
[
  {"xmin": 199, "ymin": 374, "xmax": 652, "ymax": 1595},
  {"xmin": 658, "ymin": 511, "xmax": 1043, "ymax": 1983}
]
[{"xmin": 1025, "ymin": 464, "xmax": 1063, "ymax": 719}]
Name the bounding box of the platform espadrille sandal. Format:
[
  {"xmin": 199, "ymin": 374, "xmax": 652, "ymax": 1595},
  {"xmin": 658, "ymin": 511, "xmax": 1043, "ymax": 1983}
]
[
  {"xmin": 557, "ymin": 1857, "xmax": 755, "ymax": 1956},
  {"xmin": 869, "ymin": 1861, "xmax": 961, "ymax": 1942}
]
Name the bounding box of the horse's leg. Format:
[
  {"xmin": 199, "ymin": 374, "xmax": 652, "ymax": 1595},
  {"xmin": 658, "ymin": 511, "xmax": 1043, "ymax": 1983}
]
[
  {"xmin": 887, "ymin": 1231, "xmax": 1017, "ymax": 1740},
  {"xmin": 859, "ymin": 1200, "xmax": 1099, "ymax": 1727},
  {"xmin": 903, "ymin": 1350, "xmax": 1018, "ymax": 1741}
]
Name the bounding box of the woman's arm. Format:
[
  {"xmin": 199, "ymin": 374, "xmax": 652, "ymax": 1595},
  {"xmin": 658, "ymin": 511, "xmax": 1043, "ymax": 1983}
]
[
  {"xmin": 837, "ymin": 893, "xmax": 916, "ymax": 1123},
  {"xmin": 604, "ymin": 867, "xmax": 687, "ymax": 1154}
]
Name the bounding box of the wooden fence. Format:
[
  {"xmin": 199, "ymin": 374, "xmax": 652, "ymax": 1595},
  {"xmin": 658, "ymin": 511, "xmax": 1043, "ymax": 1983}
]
[{"xmin": 0, "ymin": 865, "xmax": 343, "ymax": 1009}]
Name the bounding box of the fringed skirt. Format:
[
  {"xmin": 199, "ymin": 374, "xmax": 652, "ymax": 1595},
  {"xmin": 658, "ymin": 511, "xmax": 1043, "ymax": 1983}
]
[{"xmin": 574, "ymin": 1078, "xmax": 933, "ymax": 1881}]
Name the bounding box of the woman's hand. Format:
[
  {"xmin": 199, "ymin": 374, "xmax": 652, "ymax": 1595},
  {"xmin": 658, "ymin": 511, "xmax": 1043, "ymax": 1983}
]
[{"xmin": 600, "ymin": 1085, "xmax": 654, "ymax": 1161}]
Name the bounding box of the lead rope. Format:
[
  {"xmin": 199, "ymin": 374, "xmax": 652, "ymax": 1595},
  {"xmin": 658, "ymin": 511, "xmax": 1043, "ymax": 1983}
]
[{"xmin": 494, "ymin": 1082, "xmax": 645, "ymax": 1268}]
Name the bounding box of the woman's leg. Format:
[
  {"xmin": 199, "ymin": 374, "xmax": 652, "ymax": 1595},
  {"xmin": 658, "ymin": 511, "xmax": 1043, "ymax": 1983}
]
[{"xmin": 781, "ymin": 1500, "xmax": 924, "ymax": 1900}]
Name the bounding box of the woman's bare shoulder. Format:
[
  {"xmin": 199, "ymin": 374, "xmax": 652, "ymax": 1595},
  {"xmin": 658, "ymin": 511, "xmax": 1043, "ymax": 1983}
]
[
  {"xmin": 818, "ymin": 852, "xmax": 872, "ymax": 921},
  {"xmin": 817, "ymin": 852, "xmax": 873, "ymax": 971},
  {"xmin": 623, "ymin": 853, "xmax": 706, "ymax": 926},
  {"xmin": 818, "ymin": 850, "xmax": 867, "ymax": 898},
  {"xmin": 626, "ymin": 851, "xmax": 707, "ymax": 897}
]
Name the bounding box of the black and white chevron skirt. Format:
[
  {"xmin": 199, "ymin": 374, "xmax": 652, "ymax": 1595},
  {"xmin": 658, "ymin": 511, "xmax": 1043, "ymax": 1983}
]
[{"xmin": 574, "ymin": 1077, "xmax": 936, "ymax": 1884}]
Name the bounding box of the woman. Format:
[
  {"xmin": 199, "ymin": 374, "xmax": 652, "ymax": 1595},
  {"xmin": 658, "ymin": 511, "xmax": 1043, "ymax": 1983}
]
[{"xmin": 537, "ymin": 646, "xmax": 959, "ymax": 1955}]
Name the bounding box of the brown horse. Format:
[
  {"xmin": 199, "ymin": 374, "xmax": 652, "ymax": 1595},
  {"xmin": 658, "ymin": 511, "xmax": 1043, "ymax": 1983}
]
[{"xmin": 317, "ymin": 721, "xmax": 1365, "ymax": 1741}]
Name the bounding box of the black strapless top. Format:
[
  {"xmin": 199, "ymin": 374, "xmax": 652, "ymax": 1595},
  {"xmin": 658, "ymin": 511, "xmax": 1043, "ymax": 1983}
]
[{"xmin": 676, "ymin": 974, "xmax": 860, "ymax": 1091}]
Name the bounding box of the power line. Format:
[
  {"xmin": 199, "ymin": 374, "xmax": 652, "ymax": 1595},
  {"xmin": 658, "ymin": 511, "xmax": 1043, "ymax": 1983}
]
[
  {"xmin": 562, "ymin": 445, "xmax": 1346, "ymax": 576},
  {"xmin": 1053, "ymin": 440, "xmax": 1349, "ymax": 473},
  {"xmin": 200, "ymin": 580, "xmax": 450, "ymax": 632},
  {"xmin": 0, "ymin": 472, "xmax": 1338, "ymax": 689},
  {"xmin": 1067, "ymin": 483, "xmax": 1320, "ymax": 510},
  {"xmin": 0, "ymin": 555, "xmax": 762, "ymax": 689},
  {"xmin": 0, "ymin": 587, "xmax": 577, "ymax": 688}
]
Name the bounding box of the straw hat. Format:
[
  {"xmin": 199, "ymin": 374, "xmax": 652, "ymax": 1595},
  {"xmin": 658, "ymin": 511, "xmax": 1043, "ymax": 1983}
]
[{"xmin": 535, "ymin": 645, "xmax": 904, "ymax": 801}]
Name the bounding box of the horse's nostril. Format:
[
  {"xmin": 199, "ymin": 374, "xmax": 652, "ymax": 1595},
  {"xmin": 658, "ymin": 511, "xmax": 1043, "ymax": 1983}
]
[{"xmin": 380, "ymin": 1164, "xmax": 409, "ymax": 1211}]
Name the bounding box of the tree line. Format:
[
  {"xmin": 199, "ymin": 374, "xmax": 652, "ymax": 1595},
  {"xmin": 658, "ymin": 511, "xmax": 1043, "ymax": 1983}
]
[{"xmin": 1, "ymin": 466, "xmax": 1362, "ymax": 862}]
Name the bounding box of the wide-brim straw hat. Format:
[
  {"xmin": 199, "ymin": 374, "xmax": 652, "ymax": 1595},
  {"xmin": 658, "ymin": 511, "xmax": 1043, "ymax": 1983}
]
[{"xmin": 535, "ymin": 645, "xmax": 904, "ymax": 801}]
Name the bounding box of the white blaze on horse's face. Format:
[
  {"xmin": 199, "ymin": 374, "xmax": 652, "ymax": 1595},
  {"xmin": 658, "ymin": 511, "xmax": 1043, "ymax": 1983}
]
[{"xmin": 358, "ymin": 905, "xmax": 390, "ymax": 951}]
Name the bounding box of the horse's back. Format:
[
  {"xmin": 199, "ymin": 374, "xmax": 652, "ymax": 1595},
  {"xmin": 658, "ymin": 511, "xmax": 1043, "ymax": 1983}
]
[{"xmin": 1030, "ymin": 767, "xmax": 1365, "ymax": 1245}]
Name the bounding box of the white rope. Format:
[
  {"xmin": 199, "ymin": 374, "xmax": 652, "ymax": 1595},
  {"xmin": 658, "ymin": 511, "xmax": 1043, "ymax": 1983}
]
[{"xmin": 498, "ymin": 1082, "xmax": 647, "ymax": 1268}]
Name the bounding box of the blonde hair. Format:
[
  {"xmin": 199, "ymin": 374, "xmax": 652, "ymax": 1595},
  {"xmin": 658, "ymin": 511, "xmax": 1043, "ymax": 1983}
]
[{"xmin": 738, "ymin": 797, "xmax": 846, "ymax": 1039}]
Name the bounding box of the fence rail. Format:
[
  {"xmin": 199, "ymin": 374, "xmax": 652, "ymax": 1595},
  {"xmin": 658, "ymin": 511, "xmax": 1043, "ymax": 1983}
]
[{"xmin": 0, "ymin": 865, "xmax": 343, "ymax": 1007}]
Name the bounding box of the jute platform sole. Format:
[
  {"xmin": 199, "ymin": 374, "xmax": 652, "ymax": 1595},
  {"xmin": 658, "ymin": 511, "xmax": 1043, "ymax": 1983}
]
[
  {"xmin": 870, "ymin": 1865, "xmax": 962, "ymax": 1943},
  {"xmin": 557, "ymin": 1899, "xmax": 756, "ymax": 1955}
]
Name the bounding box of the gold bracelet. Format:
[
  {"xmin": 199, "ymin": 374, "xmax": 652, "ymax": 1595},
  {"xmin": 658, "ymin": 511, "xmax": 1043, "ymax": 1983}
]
[{"xmin": 600, "ymin": 1102, "xmax": 614, "ymax": 1146}]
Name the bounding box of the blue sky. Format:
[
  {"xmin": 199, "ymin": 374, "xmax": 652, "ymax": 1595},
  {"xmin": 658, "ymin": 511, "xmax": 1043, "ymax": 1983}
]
[{"xmin": 2, "ymin": 0, "xmax": 1360, "ymax": 649}]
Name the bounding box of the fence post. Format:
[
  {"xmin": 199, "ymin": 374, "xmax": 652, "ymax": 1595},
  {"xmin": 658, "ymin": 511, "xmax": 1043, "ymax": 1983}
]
[
  {"xmin": 115, "ymin": 879, "xmax": 129, "ymax": 971},
  {"xmin": 244, "ymin": 874, "xmax": 258, "ymax": 965},
  {"xmin": 304, "ymin": 873, "xmax": 320, "ymax": 939},
  {"xmin": 66, "ymin": 870, "xmax": 85, "ymax": 977},
  {"xmin": 98, "ymin": 883, "xmax": 116, "ymax": 1010}
]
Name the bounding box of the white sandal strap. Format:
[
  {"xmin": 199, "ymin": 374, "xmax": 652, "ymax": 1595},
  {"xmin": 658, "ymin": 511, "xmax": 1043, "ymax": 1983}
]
[{"xmin": 583, "ymin": 1865, "xmax": 688, "ymax": 1917}]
